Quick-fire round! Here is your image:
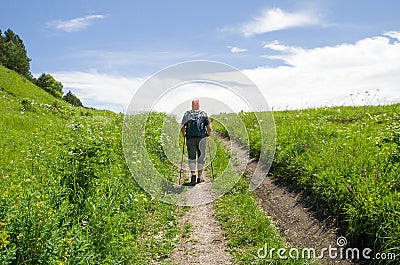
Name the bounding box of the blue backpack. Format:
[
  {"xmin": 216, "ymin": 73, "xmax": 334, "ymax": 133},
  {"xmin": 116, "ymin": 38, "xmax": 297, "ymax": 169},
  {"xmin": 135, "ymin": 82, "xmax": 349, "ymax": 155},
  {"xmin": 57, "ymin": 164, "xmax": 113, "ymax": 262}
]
[{"xmin": 186, "ymin": 110, "xmax": 206, "ymax": 137}]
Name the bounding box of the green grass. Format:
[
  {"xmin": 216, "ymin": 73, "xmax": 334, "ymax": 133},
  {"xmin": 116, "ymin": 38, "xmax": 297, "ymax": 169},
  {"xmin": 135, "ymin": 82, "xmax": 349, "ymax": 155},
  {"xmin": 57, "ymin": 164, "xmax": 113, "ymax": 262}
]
[
  {"xmin": 0, "ymin": 66, "xmax": 181, "ymax": 264},
  {"xmin": 0, "ymin": 65, "xmax": 65, "ymax": 105},
  {"xmin": 3, "ymin": 63, "xmax": 398, "ymax": 263},
  {"xmin": 213, "ymin": 139, "xmax": 311, "ymax": 264},
  {"xmin": 213, "ymin": 105, "xmax": 400, "ymax": 263}
]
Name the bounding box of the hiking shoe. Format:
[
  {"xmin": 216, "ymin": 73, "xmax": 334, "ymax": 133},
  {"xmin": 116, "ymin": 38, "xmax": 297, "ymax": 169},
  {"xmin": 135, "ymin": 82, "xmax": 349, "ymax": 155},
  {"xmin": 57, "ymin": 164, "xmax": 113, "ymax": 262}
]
[
  {"xmin": 190, "ymin": 175, "xmax": 197, "ymax": 186},
  {"xmin": 197, "ymin": 177, "xmax": 204, "ymax": 183}
]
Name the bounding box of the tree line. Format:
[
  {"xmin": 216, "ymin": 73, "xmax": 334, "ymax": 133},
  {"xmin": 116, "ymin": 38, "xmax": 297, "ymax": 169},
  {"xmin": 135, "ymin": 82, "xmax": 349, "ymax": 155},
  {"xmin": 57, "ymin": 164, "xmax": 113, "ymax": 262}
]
[{"xmin": 0, "ymin": 28, "xmax": 82, "ymax": 107}]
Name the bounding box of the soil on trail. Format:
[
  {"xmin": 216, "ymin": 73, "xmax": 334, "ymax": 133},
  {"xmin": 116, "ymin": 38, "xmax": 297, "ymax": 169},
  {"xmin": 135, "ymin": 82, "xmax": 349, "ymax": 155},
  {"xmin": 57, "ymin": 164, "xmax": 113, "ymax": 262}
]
[
  {"xmin": 216, "ymin": 134, "xmax": 355, "ymax": 265},
  {"xmin": 168, "ymin": 133, "xmax": 356, "ymax": 264},
  {"xmin": 169, "ymin": 174, "xmax": 235, "ymax": 265}
]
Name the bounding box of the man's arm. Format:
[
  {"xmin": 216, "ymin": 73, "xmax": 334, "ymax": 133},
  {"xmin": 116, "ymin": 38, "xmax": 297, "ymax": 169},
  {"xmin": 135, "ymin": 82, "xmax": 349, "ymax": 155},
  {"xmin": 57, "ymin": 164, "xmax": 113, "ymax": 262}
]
[
  {"xmin": 181, "ymin": 125, "xmax": 186, "ymax": 137},
  {"xmin": 206, "ymin": 124, "xmax": 212, "ymax": 136},
  {"xmin": 204, "ymin": 114, "xmax": 212, "ymax": 136},
  {"xmin": 181, "ymin": 111, "xmax": 189, "ymax": 137}
]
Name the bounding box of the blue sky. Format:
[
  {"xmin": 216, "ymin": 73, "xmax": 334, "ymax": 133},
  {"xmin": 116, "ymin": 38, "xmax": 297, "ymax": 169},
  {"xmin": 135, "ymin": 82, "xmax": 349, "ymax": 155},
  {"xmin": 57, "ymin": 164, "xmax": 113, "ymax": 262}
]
[{"xmin": 2, "ymin": 0, "xmax": 400, "ymax": 112}]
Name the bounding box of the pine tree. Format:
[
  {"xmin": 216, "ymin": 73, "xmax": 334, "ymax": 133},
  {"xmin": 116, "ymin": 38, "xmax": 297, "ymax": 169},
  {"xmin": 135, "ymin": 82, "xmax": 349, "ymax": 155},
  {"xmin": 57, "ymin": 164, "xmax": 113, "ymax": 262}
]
[
  {"xmin": 0, "ymin": 29, "xmax": 4, "ymax": 63},
  {"xmin": 4, "ymin": 29, "xmax": 26, "ymax": 50},
  {"xmin": 36, "ymin": 73, "xmax": 63, "ymax": 99},
  {"xmin": 63, "ymin": 90, "xmax": 83, "ymax": 107},
  {"xmin": 0, "ymin": 29, "xmax": 31, "ymax": 77}
]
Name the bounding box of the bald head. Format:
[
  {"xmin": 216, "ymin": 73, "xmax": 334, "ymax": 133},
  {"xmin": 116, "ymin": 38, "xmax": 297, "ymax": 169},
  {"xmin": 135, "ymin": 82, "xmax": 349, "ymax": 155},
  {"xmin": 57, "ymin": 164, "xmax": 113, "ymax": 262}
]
[{"xmin": 192, "ymin": 99, "xmax": 200, "ymax": 110}]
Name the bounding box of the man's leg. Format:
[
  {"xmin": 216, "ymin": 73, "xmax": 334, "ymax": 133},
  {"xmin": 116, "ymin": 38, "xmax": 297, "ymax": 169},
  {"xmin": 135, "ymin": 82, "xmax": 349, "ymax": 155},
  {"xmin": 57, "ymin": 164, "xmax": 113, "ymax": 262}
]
[
  {"xmin": 186, "ymin": 137, "xmax": 198, "ymax": 185},
  {"xmin": 197, "ymin": 137, "xmax": 207, "ymax": 183}
]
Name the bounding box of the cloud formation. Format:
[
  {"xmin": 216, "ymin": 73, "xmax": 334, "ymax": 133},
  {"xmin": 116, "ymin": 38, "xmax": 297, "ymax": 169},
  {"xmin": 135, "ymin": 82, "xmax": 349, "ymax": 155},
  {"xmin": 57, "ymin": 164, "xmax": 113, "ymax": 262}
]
[
  {"xmin": 226, "ymin": 45, "xmax": 247, "ymax": 53},
  {"xmin": 47, "ymin": 14, "xmax": 106, "ymax": 32},
  {"xmin": 52, "ymin": 71, "xmax": 144, "ymax": 112},
  {"xmin": 263, "ymin": 40, "xmax": 301, "ymax": 53},
  {"xmin": 53, "ymin": 32, "xmax": 400, "ymax": 113},
  {"xmin": 244, "ymin": 32, "xmax": 400, "ymax": 110},
  {"xmin": 238, "ymin": 8, "xmax": 321, "ymax": 37}
]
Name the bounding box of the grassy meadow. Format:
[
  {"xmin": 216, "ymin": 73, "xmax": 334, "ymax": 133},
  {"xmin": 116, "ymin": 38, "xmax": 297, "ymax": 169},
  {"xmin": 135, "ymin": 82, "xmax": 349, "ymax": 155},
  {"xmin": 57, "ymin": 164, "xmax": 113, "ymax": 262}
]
[
  {"xmin": 0, "ymin": 65, "xmax": 181, "ymax": 264},
  {"xmin": 1, "ymin": 63, "xmax": 398, "ymax": 264},
  {"xmin": 213, "ymin": 104, "xmax": 400, "ymax": 262}
]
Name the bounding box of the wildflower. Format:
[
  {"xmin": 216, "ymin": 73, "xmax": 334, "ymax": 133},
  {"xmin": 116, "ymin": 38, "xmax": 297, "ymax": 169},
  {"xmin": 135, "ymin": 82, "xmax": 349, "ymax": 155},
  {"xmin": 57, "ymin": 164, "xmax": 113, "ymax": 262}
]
[
  {"xmin": 376, "ymin": 173, "xmax": 381, "ymax": 183},
  {"xmin": 348, "ymin": 184, "xmax": 352, "ymax": 191},
  {"xmin": 362, "ymin": 168, "xmax": 367, "ymax": 177}
]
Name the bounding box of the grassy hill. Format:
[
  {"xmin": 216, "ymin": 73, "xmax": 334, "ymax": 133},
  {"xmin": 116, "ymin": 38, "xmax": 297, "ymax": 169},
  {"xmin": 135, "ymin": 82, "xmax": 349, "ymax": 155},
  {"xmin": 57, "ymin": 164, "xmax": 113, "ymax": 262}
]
[
  {"xmin": 2, "ymin": 64, "xmax": 398, "ymax": 263},
  {"xmin": 0, "ymin": 65, "xmax": 180, "ymax": 264},
  {"xmin": 213, "ymin": 103, "xmax": 400, "ymax": 262},
  {"xmin": 0, "ymin": 66, "xmax": 60, "ymax": 104}
]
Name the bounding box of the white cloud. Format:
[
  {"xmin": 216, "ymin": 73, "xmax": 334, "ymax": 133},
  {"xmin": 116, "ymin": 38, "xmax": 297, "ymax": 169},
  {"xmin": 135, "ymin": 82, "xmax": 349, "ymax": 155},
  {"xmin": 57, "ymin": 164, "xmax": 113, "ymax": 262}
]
[
  {"xmin": 51, "ymin": 33, "xmax": 400, "ymax": 113},
  {"xmin": 243, "ymin": 32, "xmax": 400, "ymax": 110},
  {"xmin": 47, "ymin": 14, "xmax": 106, "ymax": 32},
  {"xmin": 226, "ymin": 45, "xmax": 247, "ymax": 53},
  {"xmin": 52, "ymin": 71, "xmax": 145, "ymax": 112},
  {"xmin": 238, "ymin": 8, "xmax": 321, "ymax": 37},
  {"xmin": 152, "ymin": 82, "xmax": 253, "ymax": 118},
  {"xmin": 383, "ymin": 31, "xmax": 400, "ymax": 41},
  {"xmin": 263, "ymin": 40, "xmax": 302, "ymax": 54}
]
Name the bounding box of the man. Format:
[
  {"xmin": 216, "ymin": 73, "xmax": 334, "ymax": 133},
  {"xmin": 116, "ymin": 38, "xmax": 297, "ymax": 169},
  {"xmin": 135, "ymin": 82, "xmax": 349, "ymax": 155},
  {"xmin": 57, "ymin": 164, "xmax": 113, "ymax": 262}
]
[{"xmin": 181, "ymin": 99, "xmax": 212, "ymax": 186}]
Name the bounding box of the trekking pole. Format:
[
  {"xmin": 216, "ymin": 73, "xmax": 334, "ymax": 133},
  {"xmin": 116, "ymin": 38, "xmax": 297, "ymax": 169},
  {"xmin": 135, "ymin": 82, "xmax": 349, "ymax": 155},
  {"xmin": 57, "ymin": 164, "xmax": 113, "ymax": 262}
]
[
  {"xmin": 207, "ymin": 138, "xmax": 214, "ymax": 181},
  {"xmin": 179, "ymin": 136, "xmax": 186, "ymax": 185}
]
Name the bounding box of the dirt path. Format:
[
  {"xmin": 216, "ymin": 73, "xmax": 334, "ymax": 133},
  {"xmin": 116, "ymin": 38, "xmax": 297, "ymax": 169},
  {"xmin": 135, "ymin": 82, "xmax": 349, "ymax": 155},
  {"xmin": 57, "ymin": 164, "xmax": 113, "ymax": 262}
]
[
  {"xmin": 216, "ymin": 134, "xmax": 355, "ymax": 265},
  {"xmin": 168, "ymin": 133, "xmax": 355, "ymax": 264},
  {"xmin": 168, "ymin": 173, "xmax": 235, "ymax": 265}
]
